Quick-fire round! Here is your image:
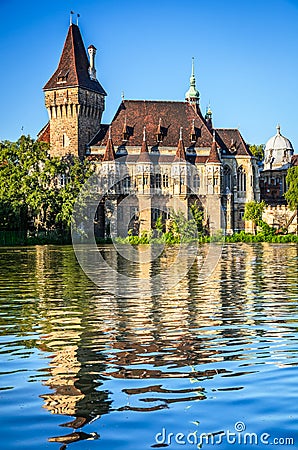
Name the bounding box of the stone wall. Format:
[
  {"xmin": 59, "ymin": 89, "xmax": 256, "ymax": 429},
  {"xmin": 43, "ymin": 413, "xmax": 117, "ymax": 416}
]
[
  {"xmin": 263, "ymin": 205, "xmax": 297, "ymax": 233},
  {"xmin": 45, "ymin": 87, "xmax": 105, "ymax": 157}
]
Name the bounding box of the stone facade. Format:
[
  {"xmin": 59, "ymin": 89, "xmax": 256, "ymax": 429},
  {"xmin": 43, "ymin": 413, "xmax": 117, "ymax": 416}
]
[
  {"xmin": 39, "ymin": 22, "xmax": 261, "ymax": 237},
  {"xmin": 262, "ymin": 205, "xmax": 297, "ymax": 233},
  {"xmin": 259, "ymin": 126, "xmax": 297, "ymax": 231},
  {"xmin": 44, "ymin": 87, "xmax": 105, "ymax": 157}
]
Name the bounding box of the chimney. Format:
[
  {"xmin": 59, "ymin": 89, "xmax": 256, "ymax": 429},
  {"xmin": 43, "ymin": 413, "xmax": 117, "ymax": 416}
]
[{"xmin": 88, "ymin": 45, "xmax": 97, "ymax": 80}]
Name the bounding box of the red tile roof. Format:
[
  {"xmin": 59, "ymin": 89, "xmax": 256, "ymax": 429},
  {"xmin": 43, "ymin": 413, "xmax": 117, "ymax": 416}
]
[
  {"xmin": 92, "ymin": 100, "xmax": 214, "ymax": 148},
  {"xmin": 37, "ymin": 122, "xmax": 50, "ymax": 143},
  {"xmin": 102, "ymin": 136, "xmax": 116, "ymax": 161},
  {"xmin": 89, "ymin": 100, "xmax": 251, "ymax": 158},
  {"xmin": 207, "ymin": 137, "xmax": 221, "ymax": 164},
  {"xmin": 216, "ymin": 128, "xmax": 251, "ymax": 156},
  {"xmin": 43, "ymin": 24, "xmax": 106, "ymax": 95},
  {"xmin": 174, "ymin": 137, "xmax": 187, "ymax": 161}
]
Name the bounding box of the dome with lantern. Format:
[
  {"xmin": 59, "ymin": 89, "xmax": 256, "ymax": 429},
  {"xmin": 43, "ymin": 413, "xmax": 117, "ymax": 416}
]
[{"xmin": 263, "ymin": 124, "xmax": 294, "ymax": 171}]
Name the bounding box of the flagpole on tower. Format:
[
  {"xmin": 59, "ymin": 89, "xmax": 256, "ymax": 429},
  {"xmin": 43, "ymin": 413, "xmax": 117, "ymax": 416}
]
[
  {"xmin": 70, "ymin": 11, "xmax": 74, "ymax": 25},
  {"xmin": 76, "ymin": 13, "xmax": 80, "ymax": 26}
]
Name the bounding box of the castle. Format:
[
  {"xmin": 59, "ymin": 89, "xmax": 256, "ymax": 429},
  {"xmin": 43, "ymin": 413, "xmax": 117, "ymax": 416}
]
[{"xmin": 38, "ymin": 21, "xmax": 262, "ymax": 237}]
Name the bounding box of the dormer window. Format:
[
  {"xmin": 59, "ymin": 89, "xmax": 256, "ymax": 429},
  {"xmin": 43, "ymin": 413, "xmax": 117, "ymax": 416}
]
[
  {"xmin": 156, "ymin": 118, "xmax": 167, "ymax": 143},
  {"xmin": 190, "ymin": 119, "xmax": 197, "ymax": 143},
  {"xmin": 122, "ymin": 119, "xmax": 133, "ymax": 143},
  {"xmin": 57, "ymin": 69, "xmax": 69, "ymax": 84},
  {"xmin": 122, "ymin": 127, "xmax": 129, "ymax": 142},
  {"xmin": 230, "ymin": 138, "xmax": 237, "ymax": 153}
]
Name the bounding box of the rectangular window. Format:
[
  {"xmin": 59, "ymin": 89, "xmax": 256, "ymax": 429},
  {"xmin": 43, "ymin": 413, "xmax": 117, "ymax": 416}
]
[{"xmin": 163, "ymin": 173, "xmax": 169, "ymax": 188}]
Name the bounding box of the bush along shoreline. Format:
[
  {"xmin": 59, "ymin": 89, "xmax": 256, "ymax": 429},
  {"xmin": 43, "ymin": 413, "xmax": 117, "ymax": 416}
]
[{"xmin": 0, "ymin": 228, "xmax": 298, "ymax": 246}]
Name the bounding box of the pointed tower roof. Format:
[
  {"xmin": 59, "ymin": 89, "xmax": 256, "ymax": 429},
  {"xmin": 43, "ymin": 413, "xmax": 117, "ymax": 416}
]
[
  {"xmin": 207, "ymin": 131, "xmax": 221, "ymax": 164},
  {"xmin": 185, "ymin": 58, "xmax": 200, "ymax": 105},
  {"xmin": 174, "ymin": 127, "xmax": 187, "ymax": 161},
  {"xmin": 102, "ymin": 127, "xmax": 116, "ymax": 161},
  {"xmin": 43, "ymin": 24, "xmax": 106, "ymax": 95},
  {"xmin": 137, "ymin": 126, "xmax": 151, "ymax": 162}
]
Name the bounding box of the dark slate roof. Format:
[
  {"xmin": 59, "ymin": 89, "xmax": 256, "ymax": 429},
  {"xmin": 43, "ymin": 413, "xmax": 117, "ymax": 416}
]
[
  {"xmin": 37, "ymin": 122, "xmax": 50, "ymax": 143},
  {"xmin": 92, "ymin": 100, "xmax": 214, "ymax": 148},
  {"xmin": 43, "ymin": 24, "xmax": 106, "ymax": 95},
  {"xmin": 215, "ymin": 129, "xmax": 251, "ymax": 156}
]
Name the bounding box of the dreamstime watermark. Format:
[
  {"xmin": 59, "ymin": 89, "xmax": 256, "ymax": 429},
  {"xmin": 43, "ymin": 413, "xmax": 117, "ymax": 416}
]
[
  {"xmin": 71, "ymin": 157, "xmax": 225, "ymax": 297},
  {"xmin": 153, "ymin": 422, "xmax": 295, "ymax": 447}
]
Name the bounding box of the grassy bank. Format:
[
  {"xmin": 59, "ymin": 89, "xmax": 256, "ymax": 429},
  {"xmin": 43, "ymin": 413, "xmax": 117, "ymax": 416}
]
[
  {"xmin": 0, "ymin": 230, "xmax": 71, "ymax": 246},
  {"xmin": 1, "ymin": 230, "xmax": 297, "ymax": 246}
]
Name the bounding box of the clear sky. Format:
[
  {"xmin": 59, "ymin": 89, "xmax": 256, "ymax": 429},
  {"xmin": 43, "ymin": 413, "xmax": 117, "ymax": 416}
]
[{"xmin": 1, "ymin": 0, "xmax": 298, "ymax": 151}]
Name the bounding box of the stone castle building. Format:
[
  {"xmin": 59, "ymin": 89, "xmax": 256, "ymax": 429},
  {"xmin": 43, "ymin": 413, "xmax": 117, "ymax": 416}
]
[
  {"xmin": 39, "ymin": 22, "xmax": 261, "ymax": 236},
  {"xmin": 260, "ymin": 125, "xmax": 297, "ymax": 232}
]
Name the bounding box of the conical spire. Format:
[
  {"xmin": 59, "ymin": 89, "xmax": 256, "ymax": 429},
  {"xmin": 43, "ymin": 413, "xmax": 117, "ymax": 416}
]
[
  {"xmin": 207, "ymin": 130, "xmax": 221, "ymax": 164},
  {"xmin": 185, "ymin": 57, "xmax": 200, "ymax": 105},
  {"xmin": 138, "ymin": 126, "xmax": 150, "ymax": 162},
  {"xmin": 102, "ymin": 126, "xmax": 116, "ymax": 161},
  {"xmin": 174, "ymin": 127, "xmax": 186, "ymax": 161},
  {"xmin": 43, "ymin": 23, "xmax": 106, "ymax": 95}
]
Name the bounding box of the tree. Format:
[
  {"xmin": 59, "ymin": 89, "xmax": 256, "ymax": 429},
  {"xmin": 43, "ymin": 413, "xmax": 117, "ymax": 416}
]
[
  {"xmin": 0, "ymin": 135, "xmax": 93, "ymax": 234},
  {"xmin": 249, "ymin": 144, "xmax": 265, "ymax": 162},
  {"xmin": 189, "ymin": 200, "xmax": 205, "ymax": 234},
  {"xmin": 168, "ymin": 209, "xmax": 198, "ymax": 242},
  {"xmin": 243, "ymin": 200, "xmax": 266, "ymax": 234},
  {"xmin": 285, "ymin": 166, "xmax": 298, "ymax": 234},
  {"xmin": 0, "ymin": 135, "xmax": 51, "ymax": 231}
]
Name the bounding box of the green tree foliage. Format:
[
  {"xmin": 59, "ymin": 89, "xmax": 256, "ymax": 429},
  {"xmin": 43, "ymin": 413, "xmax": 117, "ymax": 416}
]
[
  {"xmin": 285, "ymin": 166, "xmax": 298, "ymax": 234},
  {"xmin": 249, "ymin": 144, "xmax": 265, "ymax": 162},
  {"xmin": 243, "ymin": 200, "xmax": 266, "ymax": 234},
  {"xmin": 189, "ymin": 200, "xmax": 205, "ymax": 233},
  {"xmin": 285, "ymin": 166, "xmax": 298, "ymax": 211},
  {"xmin": 167, "ymin": 209, "xmax": 198, "ymax": 242},
  {"xmin": 0, "ymin": 136, "xmax": 92, "ymax": 233}
]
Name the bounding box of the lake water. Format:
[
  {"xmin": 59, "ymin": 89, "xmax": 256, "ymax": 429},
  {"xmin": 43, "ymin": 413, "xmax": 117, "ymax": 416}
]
[{"xmin": 0, "ymin": 243, "xmax": 297, "ymax": 449}]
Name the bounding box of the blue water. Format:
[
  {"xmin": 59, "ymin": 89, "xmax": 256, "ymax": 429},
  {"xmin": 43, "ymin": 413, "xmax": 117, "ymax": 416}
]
[{"xmin": 0, "ymin": 244, "xmax": 297, "ymax": 449}]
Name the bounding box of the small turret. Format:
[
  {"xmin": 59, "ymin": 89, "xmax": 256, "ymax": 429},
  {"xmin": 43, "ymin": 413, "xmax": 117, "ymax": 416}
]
[
  {"xmin": 138, "ymin": 126, "xmax": 150, "ymax": 162},
  {"xmin": 88, "ymin": 45, "xmax": 97, "ymax": 81},
  {"xmin": 207, "ymin": 130, "xmax": 221, "ymax": 164},
  {"xmin": 174, "ymin": 127, "xmax": 186, "ymax": 161},
  {"xmin": 102, "ymin": 127, "xmax": 116, "ymax": 161},
  {"xmin": 185, "ymin": 58, "xmax": 200, "ymax": 107}
]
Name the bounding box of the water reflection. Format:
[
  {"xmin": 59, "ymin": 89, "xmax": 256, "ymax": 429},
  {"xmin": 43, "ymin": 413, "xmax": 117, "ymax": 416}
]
[{"xmin": 0, "ymin": 244, "xmax": 297, "ymax": 449}]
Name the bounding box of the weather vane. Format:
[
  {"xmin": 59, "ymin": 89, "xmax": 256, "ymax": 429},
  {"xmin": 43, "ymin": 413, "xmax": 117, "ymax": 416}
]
[{"xmin": 70, "ymin": 11, "xmax": 80, "ymax": 26}]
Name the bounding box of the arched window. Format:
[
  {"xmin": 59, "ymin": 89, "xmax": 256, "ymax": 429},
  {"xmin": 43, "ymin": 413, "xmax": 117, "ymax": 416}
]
[
  {"xmin": 193, "ymin": 174, "xmax": 200, "ymax": 191},
  {"xmin": 163, "ymin": 173, "xmax": 169, "ymax": 188},
  {"xmin": 223, "ymin": 165, "xmax": 232, "ymax": 193},
  {"xmin": 237, "ymin": 166, "xmax": 246, "ymax": 192}
]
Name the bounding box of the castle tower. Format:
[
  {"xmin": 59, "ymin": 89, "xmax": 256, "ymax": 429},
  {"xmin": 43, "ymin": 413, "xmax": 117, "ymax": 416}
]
[{"xmin": 43, "ymin": 23, "xmax": 106, "ymax": 157}]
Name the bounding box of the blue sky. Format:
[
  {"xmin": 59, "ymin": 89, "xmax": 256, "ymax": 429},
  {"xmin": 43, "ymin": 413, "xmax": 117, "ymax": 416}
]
[{"xmin": 1, "ymin": 0, "xmax": 298, "ymax": 151}]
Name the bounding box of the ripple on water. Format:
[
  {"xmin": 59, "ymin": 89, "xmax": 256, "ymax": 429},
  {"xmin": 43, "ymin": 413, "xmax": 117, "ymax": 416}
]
[{"xmin": 0, "ymin": 244, "xmax": 297, "ymax": 449}]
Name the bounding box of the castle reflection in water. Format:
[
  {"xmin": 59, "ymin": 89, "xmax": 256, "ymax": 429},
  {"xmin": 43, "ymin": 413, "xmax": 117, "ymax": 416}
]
[{"xmin": 30, "ymin": 243, "xmax": 298, "ymax": 444}]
